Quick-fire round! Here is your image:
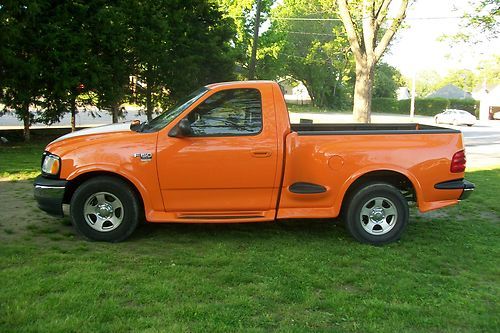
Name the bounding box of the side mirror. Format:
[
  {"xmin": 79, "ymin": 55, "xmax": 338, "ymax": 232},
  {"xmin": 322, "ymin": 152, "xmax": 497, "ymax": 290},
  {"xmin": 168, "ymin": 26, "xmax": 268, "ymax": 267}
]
[{"xmin": 168, "ymin": 118, "xmax": 193, "ymax": 137}]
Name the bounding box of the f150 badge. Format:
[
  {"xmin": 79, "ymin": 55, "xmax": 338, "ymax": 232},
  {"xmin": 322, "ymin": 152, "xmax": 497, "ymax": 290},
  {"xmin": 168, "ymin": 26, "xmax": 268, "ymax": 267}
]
[{"xmin": 133, "ymin": 152, "xmax": 153, "ymax": 161}]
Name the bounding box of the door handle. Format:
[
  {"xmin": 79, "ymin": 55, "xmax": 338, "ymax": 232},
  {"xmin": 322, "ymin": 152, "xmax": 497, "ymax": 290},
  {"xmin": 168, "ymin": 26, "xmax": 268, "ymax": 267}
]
[{"xmin": 251, "ymin": 150, "xmax": 272, "ymax": 158}]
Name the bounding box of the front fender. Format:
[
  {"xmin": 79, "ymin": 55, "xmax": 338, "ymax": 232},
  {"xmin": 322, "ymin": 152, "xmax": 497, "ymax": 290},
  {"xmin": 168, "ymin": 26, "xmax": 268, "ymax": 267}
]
[{"xmin": 65, "ymin": 164, "xmax": 161, "ymax": 216}]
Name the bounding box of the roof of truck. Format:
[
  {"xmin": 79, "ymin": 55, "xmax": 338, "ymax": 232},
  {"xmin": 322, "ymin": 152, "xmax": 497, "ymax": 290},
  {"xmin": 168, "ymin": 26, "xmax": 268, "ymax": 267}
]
[{"xmin": 206, "ymin": 80, "xmax": 277, "ymax": 89}]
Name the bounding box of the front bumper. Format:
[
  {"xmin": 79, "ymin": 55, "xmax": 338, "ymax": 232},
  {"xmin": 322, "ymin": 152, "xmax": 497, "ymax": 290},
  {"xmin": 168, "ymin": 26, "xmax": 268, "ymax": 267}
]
[
  {"xmin": 33, "ymin": 175, "xmax": 67, "ymax": 217},
  {"xmin": 434, "ymin": 179, "xmax": 475, "ymax": 200}
]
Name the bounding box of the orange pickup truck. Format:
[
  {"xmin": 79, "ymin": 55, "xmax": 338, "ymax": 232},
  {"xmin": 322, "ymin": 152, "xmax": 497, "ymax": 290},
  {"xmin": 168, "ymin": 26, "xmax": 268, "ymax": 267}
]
[{"xmin": 34, "ymin": 81, "xmax": 474, "ymax": 244}]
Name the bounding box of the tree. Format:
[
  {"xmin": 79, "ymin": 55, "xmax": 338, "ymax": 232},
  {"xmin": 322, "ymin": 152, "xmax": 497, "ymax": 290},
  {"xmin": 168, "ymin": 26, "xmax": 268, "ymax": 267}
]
[
  {"xmin": 39, "ymin": 1, "xmax": 93, "ymax": 132},
  {"xmin": 476, "ymin": 55, "xmax": 500, "ymax": 87},
  {"xmin": 409, "ymin": 70, "xmax": 442, "ymax": 98},
  {"xmin": 0, "ymin": 0, "xmax": 47, "ymax": 141},
  {"xmin": 125, "ymin": 0, "xmax": 236, "ymax": 119},
  {"xmin": 373, "ymin": 62, "xmax": 404, "ymax": 98},
  {"xmin": 441, "ymin": 69, "xmax": 478, "ymax": 93},
  {"xmin": 87, "ymin": 0, "xmax": 132, "ymax": 123},
  {"xmin": 263, "ymin": 0, "xmax": 354, "ymax": 108},
  {"xmin": 217, "ymin": 0, "xmax": 275, "ymax": 79},
  {"xmin": 461, "ymin": 0, "xmax": 499, "ymax": 42},
  {"xmin": 336, "ymin": 0, "xmax": 410, "ymax": 122},
  {"xmin": 125, "ymin": 0, "xmax": 172, "ymax": 121}
]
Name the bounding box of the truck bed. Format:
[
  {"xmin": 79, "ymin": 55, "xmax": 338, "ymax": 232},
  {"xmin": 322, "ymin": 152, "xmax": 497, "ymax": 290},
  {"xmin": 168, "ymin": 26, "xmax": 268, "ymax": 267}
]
[{"xmin": 291, "ymin": 123, "xmax": 459, "ymax": 135}]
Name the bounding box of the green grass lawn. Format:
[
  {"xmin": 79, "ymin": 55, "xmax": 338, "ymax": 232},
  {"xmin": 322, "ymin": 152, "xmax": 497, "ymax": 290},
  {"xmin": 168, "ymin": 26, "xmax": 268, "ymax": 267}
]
[
  {"xmin": 0, "ymin": 140, "xmax": 49, "ymax": 180},
  {"xmin": 0, "ymin": 142, "xmax": 499, "ymax": 332}
]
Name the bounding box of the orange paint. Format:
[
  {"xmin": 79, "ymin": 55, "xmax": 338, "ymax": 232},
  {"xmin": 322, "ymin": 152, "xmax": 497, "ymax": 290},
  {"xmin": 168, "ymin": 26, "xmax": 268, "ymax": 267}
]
[{"xmin": 44, "ymin": 81, "xmax": 469, "ymax": 224}]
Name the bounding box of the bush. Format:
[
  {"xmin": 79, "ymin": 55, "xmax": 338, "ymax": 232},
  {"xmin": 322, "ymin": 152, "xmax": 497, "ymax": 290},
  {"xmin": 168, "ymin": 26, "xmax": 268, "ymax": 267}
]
[
  {"xmin": 448, "ymin": 99, "xmax": 480, "ymax": 115},
  {"xmin": 373, "ymin": 98, "xmax": 479, "ymax": 116},
  {"xmin": 372, "ymin": 98, "xmax": 399, "ymax": 113}
]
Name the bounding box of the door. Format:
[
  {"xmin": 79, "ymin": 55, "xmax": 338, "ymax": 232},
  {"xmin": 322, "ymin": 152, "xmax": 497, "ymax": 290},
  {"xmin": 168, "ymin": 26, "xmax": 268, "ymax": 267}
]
[{"xmin": 156, "ymin": 87, "xmax": 278, "ymax": 217}]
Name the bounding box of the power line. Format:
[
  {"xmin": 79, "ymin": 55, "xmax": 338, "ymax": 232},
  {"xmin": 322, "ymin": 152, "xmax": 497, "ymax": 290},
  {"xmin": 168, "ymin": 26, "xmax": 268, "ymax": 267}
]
[
  {"xmin": 286, "ymin": 31, "xmax": 336, "ymax": 36},
  {"xmin": 230, "ymin": 15, "xmax": 463, "ymax": 22}
]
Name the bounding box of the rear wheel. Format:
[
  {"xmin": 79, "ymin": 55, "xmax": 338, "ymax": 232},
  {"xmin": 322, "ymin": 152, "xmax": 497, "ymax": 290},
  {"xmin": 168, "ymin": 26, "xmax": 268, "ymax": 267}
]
[
  {"xmin": 70, "ymin": 176, "xmax": 140, "ymax": 242},
  {"xmin": 345, "ymin": 183, "xmax": 409, "ymax": 245}
]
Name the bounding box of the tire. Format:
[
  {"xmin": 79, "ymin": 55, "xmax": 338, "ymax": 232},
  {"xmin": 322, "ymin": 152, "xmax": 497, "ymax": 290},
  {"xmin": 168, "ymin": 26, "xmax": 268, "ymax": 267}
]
[
  {"xmin": 70, "ymin": 176, "xmax": 141, "ymax": 242},
  {"xmin": 345, "ymin": 183, "xmax": 409, "ymax": 245}
]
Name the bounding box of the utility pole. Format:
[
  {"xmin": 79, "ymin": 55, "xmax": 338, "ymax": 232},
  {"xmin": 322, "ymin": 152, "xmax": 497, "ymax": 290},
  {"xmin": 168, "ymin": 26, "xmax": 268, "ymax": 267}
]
[{"xmin": 248, "ymin": 0, "xmax": 262, "ymax": 80}]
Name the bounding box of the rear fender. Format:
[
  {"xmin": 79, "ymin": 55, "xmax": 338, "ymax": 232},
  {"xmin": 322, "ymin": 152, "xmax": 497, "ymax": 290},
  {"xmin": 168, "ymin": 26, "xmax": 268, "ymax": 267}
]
[{"xmin": 335, "ymin": 165, "xmax": 422, "ymax": 215}]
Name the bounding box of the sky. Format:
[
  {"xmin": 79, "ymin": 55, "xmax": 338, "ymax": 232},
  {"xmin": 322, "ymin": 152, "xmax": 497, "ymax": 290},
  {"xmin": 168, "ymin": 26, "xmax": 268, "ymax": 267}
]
[{"xmin": 383, "ymin": 0, "xmax": 499, "ymax": 76}]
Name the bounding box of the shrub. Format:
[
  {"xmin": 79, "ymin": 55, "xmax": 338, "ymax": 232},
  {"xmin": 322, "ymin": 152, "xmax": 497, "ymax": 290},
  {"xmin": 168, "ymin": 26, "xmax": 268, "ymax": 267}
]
[
  {"xmin": 396, "ymin": 98, "xmax": 478, "ymax": 116},
  {"xmin": 372, "ymin": 98, "xmax": 399, "ymax": 113},
  {"xmin": 448, "ymin": 99, "xmax": 480, "ymax": 115}
]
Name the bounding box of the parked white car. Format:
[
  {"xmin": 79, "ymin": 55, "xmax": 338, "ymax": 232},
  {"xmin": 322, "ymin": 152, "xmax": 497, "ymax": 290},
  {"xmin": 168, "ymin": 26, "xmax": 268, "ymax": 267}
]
[{"xmin": 434, "ymin": 109, "xmax": 476, "ymax": 126}]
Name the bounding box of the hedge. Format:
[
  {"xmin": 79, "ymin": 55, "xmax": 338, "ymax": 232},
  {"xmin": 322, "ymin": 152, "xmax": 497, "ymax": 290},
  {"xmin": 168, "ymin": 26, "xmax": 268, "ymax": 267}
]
[{"xmin": 372, "ymin": 98, "xmax": 479, "ymax": 116}]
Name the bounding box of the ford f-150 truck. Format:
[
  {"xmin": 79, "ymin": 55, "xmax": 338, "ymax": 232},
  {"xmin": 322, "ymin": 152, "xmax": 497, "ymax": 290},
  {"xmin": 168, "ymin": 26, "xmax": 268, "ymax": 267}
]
[{"xmin": 34, "ymin": 81, "xmax": 474, "ymax": 244}]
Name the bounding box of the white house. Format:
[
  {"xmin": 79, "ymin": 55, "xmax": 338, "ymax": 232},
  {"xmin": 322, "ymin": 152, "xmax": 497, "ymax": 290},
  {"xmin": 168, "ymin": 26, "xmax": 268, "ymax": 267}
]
[
  {"xmin": 472, "ymin": 84, "xmax": 500, "ymax": 120},
  {"xmin": 397, "ymin": 87, "xmax": 410, "ymax": 100},
  {"xmin": 278, "ymin": 79, "xmax": 312, "ymax": 105}
]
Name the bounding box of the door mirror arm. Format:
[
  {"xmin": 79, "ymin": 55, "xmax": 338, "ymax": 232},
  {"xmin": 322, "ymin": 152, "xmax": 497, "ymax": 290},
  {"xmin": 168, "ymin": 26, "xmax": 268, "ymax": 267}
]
[{"xmin": 168, "ymin": 118, "xmax": 193, "ymax": 137}]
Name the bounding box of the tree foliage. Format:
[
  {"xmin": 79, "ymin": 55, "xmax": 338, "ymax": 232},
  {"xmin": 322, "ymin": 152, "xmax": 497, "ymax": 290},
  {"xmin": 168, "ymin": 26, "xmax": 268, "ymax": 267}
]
[
  {"xmin": 0, "ymin": 0, "xmax": 237, "ymax": 139},
  {"xmin": 216, "ymin": 0, "xmax": 275, "ymax": 79},
  {"xmin": 260, "ymin": 0, "xmax": 354, "ymax": 108},
  {"xmin": 0, "ymin": 0, "xmax": 47, "ymax": 140},
  {"xmin": 409, "ymin": 55, "xmax": 500, "ymax": 98},
  {"xmin": 373, "ymin": 62, "xmax": 404, "ymax": 98},
  {"xmin": 460, "ymin": 0, "xmax": 499, "ymax": 42}
]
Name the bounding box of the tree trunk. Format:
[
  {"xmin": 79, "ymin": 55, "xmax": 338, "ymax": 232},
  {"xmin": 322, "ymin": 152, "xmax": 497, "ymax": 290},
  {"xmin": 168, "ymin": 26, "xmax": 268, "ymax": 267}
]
[
  {"xmin": 248, "ymin": 0, "xmax": 262, "ymax": 80},
  {"xmin": 146, "ymin": 78, "xmax": 153, "ymax": 122},
  {"xmin": 22, "ymin": 104, "xmax": 31, "ymax": 142},
  {"xmin": 353, "ymin": 62, "xmax": 375, "ymax": 123},
  {"xmin": 112, "ymin": 104, "xmax": 119, "ymax": 123},
  {"xmin": 145, "ymin": 64, "xmax": 153, "ymax": 121},
  {"xmin": 70, "ymin": 95, "xmax": 77, "ymax": 132}
]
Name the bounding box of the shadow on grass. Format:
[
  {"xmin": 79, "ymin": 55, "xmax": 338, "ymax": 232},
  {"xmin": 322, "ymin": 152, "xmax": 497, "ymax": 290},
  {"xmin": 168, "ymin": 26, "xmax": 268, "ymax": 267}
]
[{"xmin": 130, "ymin": 218, "xmax": 347, "ymax": 243}]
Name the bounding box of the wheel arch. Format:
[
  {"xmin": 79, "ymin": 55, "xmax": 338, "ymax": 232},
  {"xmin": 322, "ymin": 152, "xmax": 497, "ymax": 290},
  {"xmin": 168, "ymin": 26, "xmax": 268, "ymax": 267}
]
[
  {"xmin": 63, "ymin": 171, "xmax": 145, "ymax": 215},
  {"xmin": 339, "ymin": 169, "xmax": 419, "ymax": 215}
]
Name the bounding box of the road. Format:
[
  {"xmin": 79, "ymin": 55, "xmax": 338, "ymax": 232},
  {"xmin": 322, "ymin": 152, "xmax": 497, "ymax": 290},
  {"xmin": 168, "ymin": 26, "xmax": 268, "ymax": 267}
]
[
  {"xmin": 1, "ymin": 110, "xmax": 499, "ymax": 169},
  {"xmin": 453, "ymin": 123, "xmax": 500, "ymax": 169}
]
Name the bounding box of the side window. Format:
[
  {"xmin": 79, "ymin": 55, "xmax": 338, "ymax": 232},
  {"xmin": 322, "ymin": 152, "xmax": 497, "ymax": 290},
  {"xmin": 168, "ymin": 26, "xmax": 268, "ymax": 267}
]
[{"xmin": 186, "ymin": 88, "xmax": 262, "ymax": 136}]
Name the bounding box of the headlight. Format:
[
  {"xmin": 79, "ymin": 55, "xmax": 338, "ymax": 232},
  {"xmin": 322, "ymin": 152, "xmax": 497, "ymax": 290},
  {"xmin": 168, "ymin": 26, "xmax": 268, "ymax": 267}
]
[{"xmin": 41, "ymin": 153, "xmax": 61, "ymax": 176}]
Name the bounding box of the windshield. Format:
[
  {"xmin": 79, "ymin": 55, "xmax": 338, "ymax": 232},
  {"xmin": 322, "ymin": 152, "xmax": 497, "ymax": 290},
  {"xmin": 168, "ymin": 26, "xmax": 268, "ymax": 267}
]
[{"xmin": 140, "ymin": 87, "xmax": 209, "ymax": 132}]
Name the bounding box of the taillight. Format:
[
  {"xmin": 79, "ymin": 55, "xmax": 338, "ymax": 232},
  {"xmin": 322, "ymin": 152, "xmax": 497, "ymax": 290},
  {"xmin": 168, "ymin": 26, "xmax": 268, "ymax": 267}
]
[{"xmin": 451, "ymin": 150, "xmax": 466, "ymax": 173}]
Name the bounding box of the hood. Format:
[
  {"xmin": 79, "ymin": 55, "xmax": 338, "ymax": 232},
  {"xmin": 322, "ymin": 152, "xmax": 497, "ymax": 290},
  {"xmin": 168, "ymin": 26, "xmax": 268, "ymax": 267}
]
[{"xmin": 52, "ymin": 122, "xmax": 132, "ymax": 143}]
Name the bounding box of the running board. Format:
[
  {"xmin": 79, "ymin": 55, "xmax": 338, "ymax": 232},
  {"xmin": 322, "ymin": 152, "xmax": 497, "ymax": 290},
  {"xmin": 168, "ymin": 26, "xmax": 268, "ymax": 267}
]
[{"xmin": 178, "ymin": 212, "xmax": 265, "ymax": 220}]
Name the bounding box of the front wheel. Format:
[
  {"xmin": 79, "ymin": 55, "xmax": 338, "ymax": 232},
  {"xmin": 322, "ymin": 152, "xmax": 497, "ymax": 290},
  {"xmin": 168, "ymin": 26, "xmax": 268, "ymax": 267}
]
[
  {"xmin": 70, "ymin": 176, "xmax": 141, "ymax": 242},
  {"xmin": 345, "ymin": 183, "xmax": 409, "ymax": 245}
]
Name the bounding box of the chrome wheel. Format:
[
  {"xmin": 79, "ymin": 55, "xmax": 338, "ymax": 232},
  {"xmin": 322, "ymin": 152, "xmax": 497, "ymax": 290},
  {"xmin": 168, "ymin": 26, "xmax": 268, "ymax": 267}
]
[
  {"xmin": 83, "ymin": 192, "xmax": 124, "ymax": 232},
  {"xmin": 359, "ymin": 196, "xmax": 398, "ymax": 235}
]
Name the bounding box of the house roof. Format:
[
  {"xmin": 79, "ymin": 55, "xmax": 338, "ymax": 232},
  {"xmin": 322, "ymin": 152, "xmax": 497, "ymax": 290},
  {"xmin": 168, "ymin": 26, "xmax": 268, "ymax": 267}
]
[{"xmin": 426, "ymin": 84, "xmax": 473, "ymax": 99}]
